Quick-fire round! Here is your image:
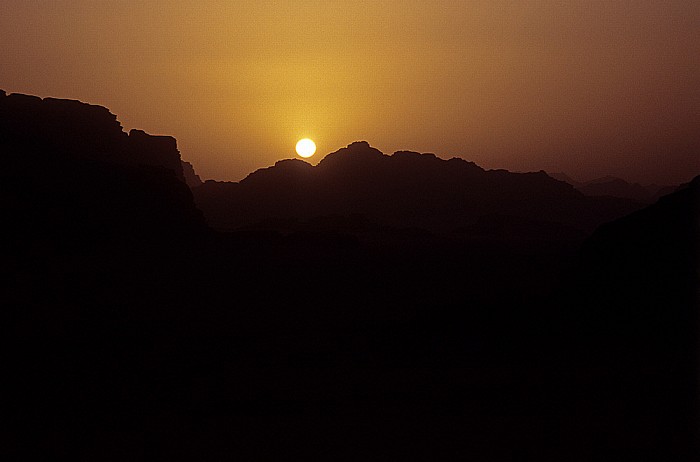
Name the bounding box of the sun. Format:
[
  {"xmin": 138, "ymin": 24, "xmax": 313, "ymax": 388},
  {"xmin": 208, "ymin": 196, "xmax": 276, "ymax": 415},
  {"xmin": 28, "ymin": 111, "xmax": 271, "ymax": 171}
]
[{"xmin": 295, "ymin": 138, "xmax": 316, "ymax": 158}]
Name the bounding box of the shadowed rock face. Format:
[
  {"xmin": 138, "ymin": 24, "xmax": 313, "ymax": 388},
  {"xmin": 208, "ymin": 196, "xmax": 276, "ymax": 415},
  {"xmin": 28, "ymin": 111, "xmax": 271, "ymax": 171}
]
[
  {"xmin": 181, "ymin": 160, "xmax": 203, "ymax": 188},
  {"xmin": 549, "ymin": 177, "xmax": 700, "ymax": 456},
  {"xmin": 559, "ymin": 176, "xmax": 700, "ymax": 362},
  {"xmin": 194, "ymin": 141, "xmax": 643, "ymax": 235}
]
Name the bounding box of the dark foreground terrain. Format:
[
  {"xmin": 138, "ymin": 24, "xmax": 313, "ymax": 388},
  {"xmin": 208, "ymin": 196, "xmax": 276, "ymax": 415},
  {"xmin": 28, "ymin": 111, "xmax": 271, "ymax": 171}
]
[{"xmin": 4, "ymin": 91, "xmax": 699, "ymax": 460}]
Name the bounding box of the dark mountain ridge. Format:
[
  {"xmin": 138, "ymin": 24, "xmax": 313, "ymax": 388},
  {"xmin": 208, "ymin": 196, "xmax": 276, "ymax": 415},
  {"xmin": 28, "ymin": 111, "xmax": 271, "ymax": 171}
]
[{"xmin": 195, "ymin": 141, "xmax": 642, "ymax": 235}]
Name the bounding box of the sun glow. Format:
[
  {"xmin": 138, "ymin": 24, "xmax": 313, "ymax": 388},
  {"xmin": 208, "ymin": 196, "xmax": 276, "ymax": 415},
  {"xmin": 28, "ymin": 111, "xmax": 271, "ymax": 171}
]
[{"xmin": 295, "ymin": 138, "xmax": 316, "ymax": 158}]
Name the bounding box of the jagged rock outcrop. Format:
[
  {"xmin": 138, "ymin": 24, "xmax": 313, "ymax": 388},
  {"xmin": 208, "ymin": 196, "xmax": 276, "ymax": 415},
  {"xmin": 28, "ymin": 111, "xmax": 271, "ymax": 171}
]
[
  {"xmin": 126, "ymin": 129, "xmax": 184, "ymax": 181},
  {"xmin": 1, "ymin": 90, "xmax": 207, "ymax": 249},
  {"xmin": 0, "ymin": 93, "xmax": 126, "ymax": 158},
  {"xmin": 0, "ymin": 91, "xmax": 186, "ymax": 180},
  {"xmin": 181, "ymin": 160, "xmax": 203, "ymax": 188}
]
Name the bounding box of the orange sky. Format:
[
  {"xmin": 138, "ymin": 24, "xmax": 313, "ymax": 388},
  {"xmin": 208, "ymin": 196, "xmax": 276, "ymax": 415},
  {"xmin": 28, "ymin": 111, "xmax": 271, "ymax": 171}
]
[{"xmin": 1, "ymin": 0, "xmax": 699, "ymax": 184}]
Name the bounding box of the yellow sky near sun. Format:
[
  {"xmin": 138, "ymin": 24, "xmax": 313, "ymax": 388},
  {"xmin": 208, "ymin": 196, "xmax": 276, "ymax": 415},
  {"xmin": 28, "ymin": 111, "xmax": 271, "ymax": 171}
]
[{"xmin": 1, "ymin": 0, "xmax": 699, "ymax": 183}]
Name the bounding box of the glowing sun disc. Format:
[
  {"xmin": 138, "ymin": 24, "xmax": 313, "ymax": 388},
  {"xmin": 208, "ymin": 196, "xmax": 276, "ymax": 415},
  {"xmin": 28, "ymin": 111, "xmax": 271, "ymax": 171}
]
[{"xmin": 296, "ymin": 138, "xmax": 316, "ymax": 158}]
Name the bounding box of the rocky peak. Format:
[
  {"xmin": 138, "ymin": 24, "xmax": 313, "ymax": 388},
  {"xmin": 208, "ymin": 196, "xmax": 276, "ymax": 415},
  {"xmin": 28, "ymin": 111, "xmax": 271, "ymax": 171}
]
[
  {"xmin": 241, "ymin": 158, "xmax": 313, "ymax": 187},
  {"xmin": 316, "ymin": 141, "xmax": 387, "ymax": 172}
]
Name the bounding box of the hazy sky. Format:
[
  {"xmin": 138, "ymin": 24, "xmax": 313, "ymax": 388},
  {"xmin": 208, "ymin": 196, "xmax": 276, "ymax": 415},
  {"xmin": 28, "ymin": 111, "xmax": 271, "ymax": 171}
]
[{"xmin": 2, "ymin": 0, "xmax": 699, "ymax": 184}]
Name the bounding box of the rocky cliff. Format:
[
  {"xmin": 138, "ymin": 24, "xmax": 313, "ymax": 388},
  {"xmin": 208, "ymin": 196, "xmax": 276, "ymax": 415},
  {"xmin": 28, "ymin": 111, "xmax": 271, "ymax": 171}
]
[
  {"xmin": 0, "ymin": 91, "xmax": 186, "ymax": 181},
  {"xmin": 1, "ymin": 90, "xmax": 206, "ymax": 250}
]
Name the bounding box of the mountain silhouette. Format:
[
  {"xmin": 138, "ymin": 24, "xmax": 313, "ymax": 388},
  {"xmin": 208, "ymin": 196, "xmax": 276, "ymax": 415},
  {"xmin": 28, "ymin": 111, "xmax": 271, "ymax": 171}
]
[
  {"xmin": 195, "ymin": 141, "xmax": 643, "ymax": 236},
  {"xmin": 578, "ymin": 176, "xmax": 655, "ymax": 201},
  {"xmin": 4, "ymin": 90, "xmax": 698, "ymax": 460}
]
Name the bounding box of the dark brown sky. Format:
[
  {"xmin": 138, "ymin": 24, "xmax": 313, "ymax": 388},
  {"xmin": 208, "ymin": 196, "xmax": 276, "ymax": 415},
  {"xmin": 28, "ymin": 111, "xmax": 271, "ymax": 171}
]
[{"xmin": 1, "ymin": 0, "xmax": 698, "ymax": 184}]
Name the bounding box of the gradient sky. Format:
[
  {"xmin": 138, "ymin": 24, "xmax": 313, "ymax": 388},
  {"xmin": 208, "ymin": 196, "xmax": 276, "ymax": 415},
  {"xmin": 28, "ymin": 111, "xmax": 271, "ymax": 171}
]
[{"xmin": 1, "ymin": 0, "xmax": 699, "ymax": 184}]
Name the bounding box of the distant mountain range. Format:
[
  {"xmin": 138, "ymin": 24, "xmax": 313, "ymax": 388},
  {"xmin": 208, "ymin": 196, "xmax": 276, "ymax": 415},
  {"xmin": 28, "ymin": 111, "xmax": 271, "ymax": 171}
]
[{"xmin": 548, "ymin": 172, "xmax": 678, "ymax": 202}]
